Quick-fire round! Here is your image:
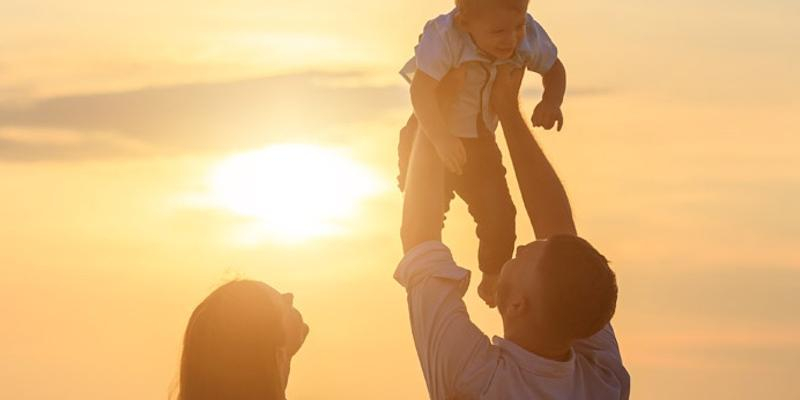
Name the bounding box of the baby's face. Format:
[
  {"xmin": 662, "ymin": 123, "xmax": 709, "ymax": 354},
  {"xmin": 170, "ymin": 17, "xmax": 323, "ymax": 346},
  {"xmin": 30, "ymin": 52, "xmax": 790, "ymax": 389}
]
[{"xmin": 461, "ymin": 7, "xmax": 527, "ymax": 60}]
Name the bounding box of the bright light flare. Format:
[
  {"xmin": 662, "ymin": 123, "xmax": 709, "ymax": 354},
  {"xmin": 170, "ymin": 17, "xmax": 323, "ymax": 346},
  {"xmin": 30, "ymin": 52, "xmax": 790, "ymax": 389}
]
[{"xmin": 210, "ymin": 144, "xmax": 385, "ymax": 242}]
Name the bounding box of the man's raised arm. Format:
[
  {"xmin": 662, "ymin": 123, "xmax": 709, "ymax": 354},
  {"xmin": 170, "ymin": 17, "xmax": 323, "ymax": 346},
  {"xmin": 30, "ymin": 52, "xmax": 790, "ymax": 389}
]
[
  {"xmin": 396, "ymin": 70, "xmax": 498, "ymax": 400},
  {"xmin": 400, "ymin": 68, "xmax": 467, "ymax": 252},
  {"xmin": 400, "ymin": 130, "xmax": 446, "ymax": 253},
  {"xmin": 492, "ymin": 66, "xmax": 577, "ymax": 238}
]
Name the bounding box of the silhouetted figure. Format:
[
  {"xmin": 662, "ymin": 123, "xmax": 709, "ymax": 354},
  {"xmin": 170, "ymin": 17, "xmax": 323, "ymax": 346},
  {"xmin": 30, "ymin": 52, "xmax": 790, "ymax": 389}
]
[{"xmin": 177, "ymin": 280, "xmax": 309, "ymax": 400}]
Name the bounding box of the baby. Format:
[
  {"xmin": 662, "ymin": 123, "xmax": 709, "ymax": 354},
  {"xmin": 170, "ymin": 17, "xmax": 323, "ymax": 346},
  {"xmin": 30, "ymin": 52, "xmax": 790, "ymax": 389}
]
[{"xmin": 398, "ymin": 0, "xmax": 567, "ymax": 305}]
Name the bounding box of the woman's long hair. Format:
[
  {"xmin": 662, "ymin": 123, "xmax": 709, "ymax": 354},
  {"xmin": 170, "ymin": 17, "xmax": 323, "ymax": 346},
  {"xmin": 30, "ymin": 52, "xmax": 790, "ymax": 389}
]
[{"xmin": 178, "ymin": 280, "xmax": 287, "ymax": 400}]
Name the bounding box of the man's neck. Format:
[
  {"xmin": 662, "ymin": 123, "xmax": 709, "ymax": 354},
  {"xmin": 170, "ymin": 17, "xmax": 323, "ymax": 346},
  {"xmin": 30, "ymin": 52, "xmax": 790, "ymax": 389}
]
[{"xmin": 506, "ymin": 330, "xmax": 572, "ymax": 362}]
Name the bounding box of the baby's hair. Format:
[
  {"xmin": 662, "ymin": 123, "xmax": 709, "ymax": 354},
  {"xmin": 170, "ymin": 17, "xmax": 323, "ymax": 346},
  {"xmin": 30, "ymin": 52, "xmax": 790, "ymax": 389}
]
[{"xmin": 455, "ymin": 0, "xmax": 529, "ymax": 17}]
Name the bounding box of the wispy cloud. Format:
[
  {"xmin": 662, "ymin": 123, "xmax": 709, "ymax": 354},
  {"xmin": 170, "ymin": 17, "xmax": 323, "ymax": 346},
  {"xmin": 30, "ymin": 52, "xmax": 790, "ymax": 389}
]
[
  {"xmin": 0, "ymin": 71, "xmax": 408, "ymax": 161},
  {"xmin": 0, "ymin": 84, "xmax": 34, "ymax": 104},
  {"xmin": 0, "ymin": 69, "xmax": 619, "ymax": 162},
  {"xmin": 0, "ymin": 127, "xmax": 153, "ymax": 161}
]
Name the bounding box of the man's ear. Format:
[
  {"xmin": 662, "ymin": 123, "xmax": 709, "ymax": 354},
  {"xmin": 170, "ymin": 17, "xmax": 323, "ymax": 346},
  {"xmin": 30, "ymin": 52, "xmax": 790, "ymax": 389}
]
[{"xmin": 502, "ymin": 292, "xmax": 528, "ymax": 319}]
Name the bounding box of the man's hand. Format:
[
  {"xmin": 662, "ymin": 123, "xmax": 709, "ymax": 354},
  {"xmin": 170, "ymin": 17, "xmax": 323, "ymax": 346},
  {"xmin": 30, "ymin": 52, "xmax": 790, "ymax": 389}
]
[
  {"xmin": 411, "ymin": 68, "xmax": 468, "ymax": 176},
  {"xmin": 478, "ymin": 273, "xmax": 500, "ymax": 308},
  {"xmin": 437, "ymin": 66, "xmax": 467, "ymax": 108},
  {"xmin": 491, "ymin": 65, "xmax": 525, "ymax": 117},
  {"xmin": 431, "ymin": 135, "xmax": 466, "ymax": 175},
  {"xmin": 434, "ymin": 67, "xmax": 468, "ymax": 175},
  {"xmin": 532, "ymin": 100, "xmax": 564, "ymax": 132}
]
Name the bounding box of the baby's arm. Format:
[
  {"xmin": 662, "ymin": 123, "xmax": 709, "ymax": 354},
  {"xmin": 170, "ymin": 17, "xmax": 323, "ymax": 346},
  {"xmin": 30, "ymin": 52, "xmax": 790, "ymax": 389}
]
[
  {"xmin": 411, "ymin": 70, "xmax": 466, "ymax": 175},
  {"xmin": 532, "ymin": 58, "xmax": 567, "ymax": 131},
  {"xmin": 521, "ymin": 14, "xmax": 566, "ymax": 131}
]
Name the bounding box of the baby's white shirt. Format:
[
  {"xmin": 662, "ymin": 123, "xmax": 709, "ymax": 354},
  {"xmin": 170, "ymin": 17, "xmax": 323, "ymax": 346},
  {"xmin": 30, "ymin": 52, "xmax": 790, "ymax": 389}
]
[{"xmin": 400, "ymin": 9, "xmax": 558, "ymax": 138}]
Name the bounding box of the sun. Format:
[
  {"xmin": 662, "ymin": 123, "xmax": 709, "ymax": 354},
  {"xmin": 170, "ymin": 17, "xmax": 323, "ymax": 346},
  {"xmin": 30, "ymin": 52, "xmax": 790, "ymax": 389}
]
[{"xmin": 209, "ymin": 143, "xmax": 385, "ymax": 243}]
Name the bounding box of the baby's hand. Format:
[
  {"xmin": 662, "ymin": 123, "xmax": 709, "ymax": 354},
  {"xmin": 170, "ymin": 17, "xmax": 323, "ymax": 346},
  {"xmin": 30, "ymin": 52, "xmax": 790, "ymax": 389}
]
[
  {"xmin": 531, "ymin": 100, "xmax": 564, "ymax": 132},
  {"xmin": 432, "ymin": 135, "xmax": 466, "ymax": 175},
  {"xmin": 478, "ymin": 272, "xmax": 500, "ymax": 308}
]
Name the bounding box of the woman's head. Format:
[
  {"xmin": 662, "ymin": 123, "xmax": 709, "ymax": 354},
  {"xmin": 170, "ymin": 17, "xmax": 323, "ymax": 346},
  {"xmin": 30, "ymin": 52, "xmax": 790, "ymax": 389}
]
[{"xmin": 178, "ymin": 280, "xmax": 309, "ymax": 400}]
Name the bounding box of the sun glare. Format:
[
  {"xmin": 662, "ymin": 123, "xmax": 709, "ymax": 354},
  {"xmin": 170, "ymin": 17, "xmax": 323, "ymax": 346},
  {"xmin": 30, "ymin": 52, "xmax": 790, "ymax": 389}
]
[{"xmin": 210, "ymin": 144, "xmax": 385, "ymax": 243}]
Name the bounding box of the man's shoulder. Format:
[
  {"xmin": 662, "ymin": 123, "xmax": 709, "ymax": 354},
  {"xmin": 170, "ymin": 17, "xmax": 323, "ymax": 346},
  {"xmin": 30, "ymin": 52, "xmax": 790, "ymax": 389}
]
[
  {"xmin": 573, "ymin": 354, "xmax": 630, "ymax": 399},
  {"xmin": 571, "ymin": 325, "xmax": 630, "ymax": 398}
]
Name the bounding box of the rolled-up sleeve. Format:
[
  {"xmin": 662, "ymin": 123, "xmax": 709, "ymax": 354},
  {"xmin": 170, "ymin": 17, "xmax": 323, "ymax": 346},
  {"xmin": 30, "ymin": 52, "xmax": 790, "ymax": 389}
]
[
  {"xmin": 395, "ymin": 241, "xmax": 468, "ymax": 288},
  {"xmin": 395, "ymin": 241, "xmax": 494, "ymax": 400}
]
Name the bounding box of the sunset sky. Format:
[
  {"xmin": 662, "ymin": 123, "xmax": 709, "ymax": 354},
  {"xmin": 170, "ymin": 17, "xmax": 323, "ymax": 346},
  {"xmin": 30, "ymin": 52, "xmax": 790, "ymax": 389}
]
[{"xmin": 1, "ymin": 0, "xmax": 799, "ymax": 399}]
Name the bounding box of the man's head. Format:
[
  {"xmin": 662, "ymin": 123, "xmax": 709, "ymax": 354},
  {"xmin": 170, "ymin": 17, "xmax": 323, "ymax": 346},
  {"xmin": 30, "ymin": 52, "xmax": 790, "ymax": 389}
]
[
  {"xmin": 496, "ymin": 235, "xmax": 617, "ymax": 348},
  {"xmin": 455, "ymin": 0, "xmax": 530, "ymax": 60}
]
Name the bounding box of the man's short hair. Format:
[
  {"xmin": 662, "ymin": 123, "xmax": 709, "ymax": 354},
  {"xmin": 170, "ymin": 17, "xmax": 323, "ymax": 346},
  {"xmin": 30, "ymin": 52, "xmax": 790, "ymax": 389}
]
[
  {"xmin": 537, "ymin": 235, "xmax": 618, "ymax": 340},
  {"xmin": 455, "ymin": 0, "xmax": 529, "ymax": 16}
]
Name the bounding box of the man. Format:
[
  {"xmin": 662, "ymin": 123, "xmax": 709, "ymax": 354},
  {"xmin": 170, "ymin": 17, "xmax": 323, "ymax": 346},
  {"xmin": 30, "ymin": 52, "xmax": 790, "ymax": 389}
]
[{"xmin": 396, "ymin": 65, "xmax": 630, "ymax": 399}]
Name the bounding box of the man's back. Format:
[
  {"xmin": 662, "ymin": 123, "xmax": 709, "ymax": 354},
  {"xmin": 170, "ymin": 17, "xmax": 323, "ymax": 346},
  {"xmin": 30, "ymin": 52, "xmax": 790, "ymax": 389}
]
[{"xmin": 461, "ymin": 330, "xmax": 629, "ymax": 399}]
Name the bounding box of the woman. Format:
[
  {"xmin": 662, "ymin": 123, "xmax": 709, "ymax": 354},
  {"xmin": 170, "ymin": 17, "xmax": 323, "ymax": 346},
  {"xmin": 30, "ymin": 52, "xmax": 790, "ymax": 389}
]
[{"xmin": 177, "ymin": 280, "xmax": 309, "ymax": 400}]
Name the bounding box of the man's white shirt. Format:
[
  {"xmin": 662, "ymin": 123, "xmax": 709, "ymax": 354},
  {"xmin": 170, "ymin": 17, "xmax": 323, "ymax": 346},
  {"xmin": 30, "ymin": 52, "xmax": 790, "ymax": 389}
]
[
  {"xmin": 400, "ymin": 9, "xmax": 558, "ymax": 138},
  {"xmin": 395, "ymin": 241, "xmax": 631, "ymax": 400}
]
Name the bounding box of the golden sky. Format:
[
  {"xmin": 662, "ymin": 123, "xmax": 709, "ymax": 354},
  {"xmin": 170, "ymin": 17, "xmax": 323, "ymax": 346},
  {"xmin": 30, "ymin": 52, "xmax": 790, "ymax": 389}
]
[{"xmin": 1, "ymin": 0, "xmax": 799, "ymax": 399}]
